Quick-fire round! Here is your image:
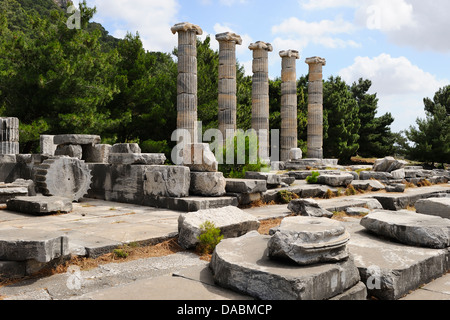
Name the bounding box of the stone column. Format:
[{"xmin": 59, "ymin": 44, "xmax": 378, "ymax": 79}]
[
  {"xmin": 249, "ymin": 41, "xmax": 273, "ymax": 161},
  {"xmin": 279, "ymin": 50, "xmax": 300, "ymax": 162},
  {"xmin": 216, "ymin": 32, "xmax": 242, "ymax": 145},
  {"xmin": 0, "ymin": 117, "xmax": 19, "ymax": 154},
  {"xmin": 171, "ymin": 22, "xmax": 203, "ymax": 144},
  {"xmin": 305, "ymin": 56, "xmax": 326, "ymax": 159}
]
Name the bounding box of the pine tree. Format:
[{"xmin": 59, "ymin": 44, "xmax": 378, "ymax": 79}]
[
  {"xmin": 351, "ymin": 78, "xmax": 395, "ymax": 158},
  {"xmin": 323, "ymin": 76, "xmax": 360, "ymax": 161}
]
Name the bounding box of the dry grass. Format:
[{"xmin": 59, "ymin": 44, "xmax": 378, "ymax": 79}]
[
  {"xmin": 0, "ymin": 238, "xmax": 184, "ymax": 288},
  {"xmin": 258, "ymin": 218, "xmax": 284, "ymax": 235}
]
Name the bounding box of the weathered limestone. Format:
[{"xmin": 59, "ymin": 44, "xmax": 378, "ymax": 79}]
[
  {"xmin": 359, "ymin": 171, "xmax": 393, "ymax": 181},
  {"xmin": 0, "ymin": 230, "xmax": 69, "ymax": 263},
  {"xmin": 360, "ymin": 210, "xmax": 450, "ymax": 249},
  {"xmin": 245, "ymin": 171, "xmax": 294, "ymax": 188},
  {"xmin": 172, "ymin": 22, "xmax": 203, "ymax": 143},
  {"xmin": 348, "ymin": 223, "xmax": 449, "ymax": 300},
  {"xmin": 110, "ymin": 143, "xmax": 141, "ymax": 154},
  {"xmin": 372, "ymin": 186, "xmax": 450, "ymax": 211},
  {"xmin": 288, "ymin": 199, "xmax": 334, "ymax": 218},
  {"xmin": 289, "ymin": 148, "xmax": 302, "ymax": 161},
  {"xmin": 0, "ymin": 118, "xmax": 19, "ymax": 155},
  {"xmin": 55, "ymin": 144, "xmax": 83, "ymax": 159},
  {"xmin": 108, "ymin": 153, "xmax": 166, "ymax": 166},
  {"xmin": 40, "ymin": 135, "xmax": 57, "ymax": 156},
  {"xmin": 351, "ymin": 180, "xmax": 385, "ymax": 191},
  {"xmin": 83, "ymin": 144, "xmax": 112, "ymax": 163},
  {"xmin": 268, "ymin": 217, "xmax": 350, "ymax": 265},
  {"xmin": 178, "ymin": 206, "xmax": 260, "ymax": 249},
  {"xmin": 249, "ymin": 41, "xmax": 273, "ymax": 161},
  {"xmin": 305, "ymin": 57, "xmax": 326, "ymax": 159},
  {"xmin": 210, "ymin": 231, "xmax": 363, "ymax": 300},
  {"xmin": 189, "ymin": 172, "xmax": 226, "ymax": 197},
  {"xmin": 181, "ymin": 143, "xmax": 218, "ymax": 172},
  {"xmin": 144, "ymin": 165, "xmax": 190, "ymax": 198},
  {"xmin": 0, "ymin": 186, "xmax": 28, "ymax": 203},
  {"xmin": 317, "ymin": 173, "xmax": 354, "ymax": 187},
  {"xmin": 216, "ymin": 32, "xmax": 242, "ymax": 144},
  {"xmin": 6, "ymin": 196, "xmax": 73, "ymax": 215},
  {"xmin": 385, "ymin": 183, "xmax": 406, "ymax": 193},
  {"xmin": 373, "ymin": 157, "xmax": 408, "ymax": 173},
  {"xmin": 225, "ymin": 178, "xmax": 267, "ymax": 194},
  {"xmin": 415, "ymin": 198, "xmax": 450, "ymax": 219},
  {"xmin": 34, "ymin": 157, "xmax": 92, "ymax": 202},
  {"xmin": 391, "ymin": 168, "xmax": 405, "ymax": 179},
  {"xmin": 53, "ymin": 134, "xmax": 101, "ymax": 146},
  {"xmin": 279, "ymin": 50, "xmax": 300, "ymax": 162}
]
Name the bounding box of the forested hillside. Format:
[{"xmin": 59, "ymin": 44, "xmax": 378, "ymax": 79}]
[{"xmin": 1, "ymin": 0, "xmax": 446, "ymax": 165}]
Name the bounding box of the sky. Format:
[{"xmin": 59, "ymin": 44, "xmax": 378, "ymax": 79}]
[{"xmin": 73, "ymin": 0, "xmax": 450, "ymax": 133}]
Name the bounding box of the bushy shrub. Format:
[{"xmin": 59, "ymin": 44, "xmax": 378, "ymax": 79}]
[
  {"xmin": 217, "ymin": 131, "xmax": 269, "ymax": 178},
  {"xmin": 306, "ymin": 171, "xmax": 320, "ymax": 184},
  {"xmin": 196, "ymin": 221, "xmax": 224, "ymax": 255}
]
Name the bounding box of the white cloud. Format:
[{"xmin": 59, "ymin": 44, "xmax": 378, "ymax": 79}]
[
  {"xmin": 271, "ymin": 17, "xmax": 360, "ymax": 50},
  {"xmin": 339, "ymin": 53, "xmax": 449, "ymax": 131},
  {"xmin": 339, "ymin": 53, "xmax": 447, "ymax": 95},
  {"xmin": 219, "ymin": 0, "xmax": 248, "ymax": 6},
  {"xmin": 213, "ymin": 23, "xmax": 253, "ymax": 55},
  {"xmin": 299, "ymin": 0, "xmax": 359, "ymax": 10},
  {"xmin": 354, "ymin": 0, "xmax": 414, "ymax": 32},
  {"xmin": 90, "ymin": 0, "xmax": 180, "ymax": 53},
  {"xmin": 301, "ymin": 0, "xmax": 450, "ymax": 52}
]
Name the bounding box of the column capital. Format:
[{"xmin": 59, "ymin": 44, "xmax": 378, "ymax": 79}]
[
  {"xmin": 216, "ymin": 32, "xmax": 242, "ymax": 45},
  {"xmin": 279, "ymin": 50, "xmax": 300, "ymax": 59},
  {"xmin": 305, "ymin": 56, "xmax": 326, "ymax": 66},
  {"xmin": 171, "ymin": 22, "xmax": 203, "ymax": 35},
  {"xmin": 249, "ymin": 41, "xmax": 273, "ymax": 52}
]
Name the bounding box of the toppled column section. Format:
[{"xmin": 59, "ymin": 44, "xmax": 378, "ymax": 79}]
[
  {"xmin": 279, "ymin": 50, "xmax": 300, "ymax": 162},
  {"xmin": 0, "ymin": 118, "xmax": 19, "ymax": 155},
  {"xmin": 249, "ymin": 41, "xmax": 273, "ymax": 161},
  {"xmin": 305, "ymin": 57, "xmax": 326, "ymax": 159},
  {"xmin": 216, "ymin": 32, "xmax": 242, "ymax": 145},
  {"xmin": 268, "ymin": 216, "xmax": 350, "ymax": 265},
  {"xmin": 171, "ymin": 22, "xmax": 203, "ymax": 144}
]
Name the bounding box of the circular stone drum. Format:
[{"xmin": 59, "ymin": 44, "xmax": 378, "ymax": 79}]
[
  {"xmin": 35, "ymin": 156, "xmax": 92, "ymax": 202},
  {"xmin": 268, "ymin": 216, "xmax": 350, "ymax": 265}
]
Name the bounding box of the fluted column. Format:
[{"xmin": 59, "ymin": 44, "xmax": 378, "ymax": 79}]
[
  {"xmin": 249, "ymin": 41, "xmax": 273, "ymax": 161},
  {"xmin": 305, "ymin": 56, "xmax": 326, "ymax": 159},
  {"xmin": 216, "ymin": 32, "xmax": 242, "ymax": 145},
  {"xmin": 171, "ymin": 22, "xmax": 203, "ymax": 144},
  {"xmin": 279, "ymin": 50, "xmax": 300, "ymax": 162},
  {"xmin": 0, "ymin": 117, "xmax": 19, "ymax": 154}
]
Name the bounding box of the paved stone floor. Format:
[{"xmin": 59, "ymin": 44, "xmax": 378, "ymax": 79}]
[{"xmin": 0, "ymin": 184, "xmax": 449, "ymax": 300}]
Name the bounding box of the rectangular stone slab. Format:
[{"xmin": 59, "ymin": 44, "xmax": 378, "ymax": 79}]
[
  {"xmin": 178, "ymin": 206, "xmax": 260, "ymax": 249},
  {"xmin": 346, "ymin": 223, "xmax": 449, "ymax": 300},
  {"xmin": 415, "ymin": 198, "xmax": 450, "ymax": 219},
  {"xmin": 108, "ymin": 153, "xmax": 166, "ymax": 165},
  {"xmin": 225, "ymin": 179, "xmax": 267, "ymax": 193},
  {"xmin": 6, "ymin": 196, "xmax": 73, "ymax": 215},
  {"xmin": 0, "ymin": 229, "xmax": 69, "ymax": 263},
  {"xmin": 54, "ymin": 134, "xmax": 101, "ymax": 146},
  {"xmin": 372, "ymin": 186, "xmax": 450, "ymax": 210},
  {"xmin": 210, "ymin": 231, "xmax": 362, "ymax": 300},
  {"xmin": 360, "ymin": 210, "xmax": 450, "ymax": 249}
]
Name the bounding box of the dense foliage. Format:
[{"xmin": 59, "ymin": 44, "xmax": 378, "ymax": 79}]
[{"xmin": 1, "ymin": 0, "xmax": 444, "ymax": 165}]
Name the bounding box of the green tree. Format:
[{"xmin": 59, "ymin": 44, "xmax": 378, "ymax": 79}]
[
  {"xmin": 0, "ymin": 0, "xmax": 123, "ymax": 152},
  {"xmin": 404, "ymin": 86, "xmax": 450, "ymax": 167},
  {"xmin": 323, "ymin": 76, "xmax": 360, "ymax": 161},
  {"xmin": 351, "ymin": 78, "xmax": 395, "ymax": 158}
]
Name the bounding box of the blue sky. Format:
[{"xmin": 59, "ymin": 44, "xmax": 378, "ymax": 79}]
[{"xmin": 75, "ymin": 0, "xmax": 450, "ymax": 133}]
